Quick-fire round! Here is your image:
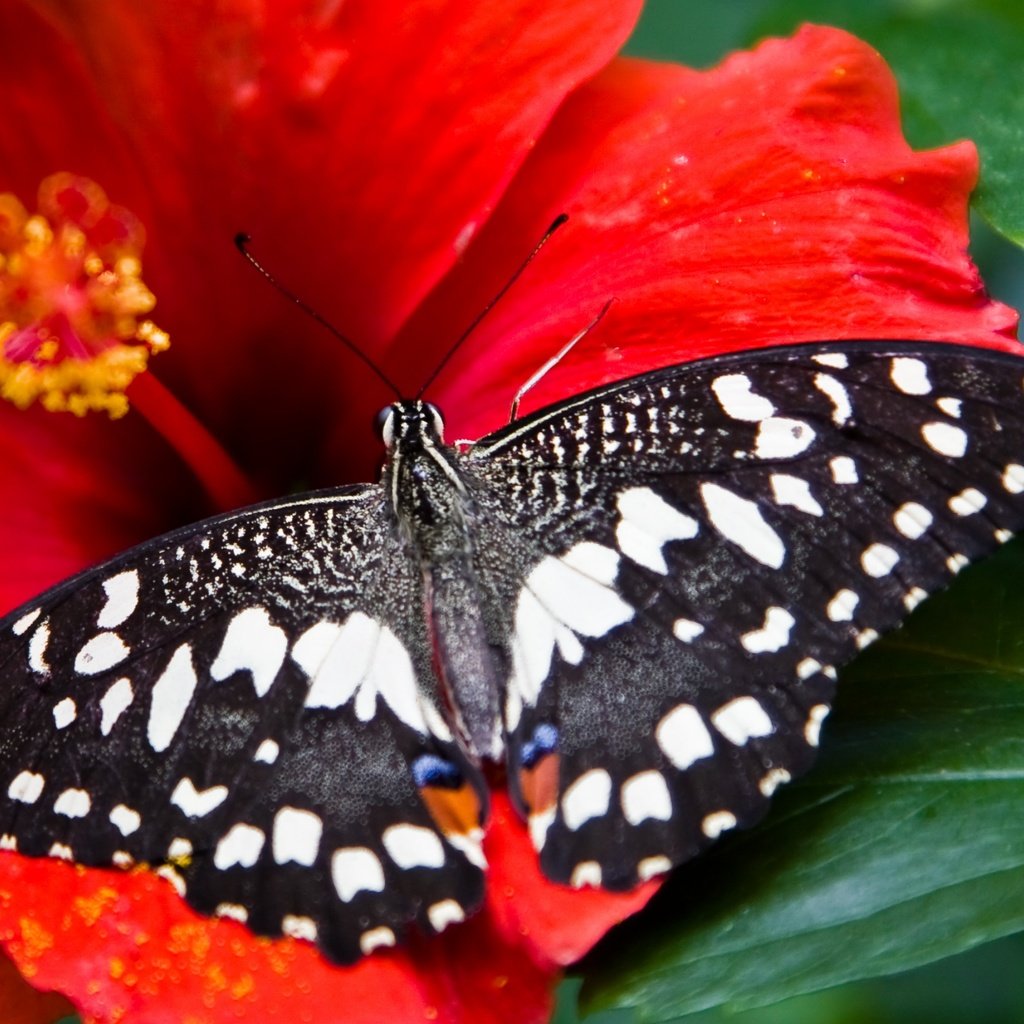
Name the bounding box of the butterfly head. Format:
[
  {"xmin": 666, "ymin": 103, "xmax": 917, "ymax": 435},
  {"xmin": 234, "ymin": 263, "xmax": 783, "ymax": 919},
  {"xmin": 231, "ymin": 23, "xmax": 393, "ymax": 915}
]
[{"xmin": 376, "ymin": 400, "xmax": 446, "ymax": 451}]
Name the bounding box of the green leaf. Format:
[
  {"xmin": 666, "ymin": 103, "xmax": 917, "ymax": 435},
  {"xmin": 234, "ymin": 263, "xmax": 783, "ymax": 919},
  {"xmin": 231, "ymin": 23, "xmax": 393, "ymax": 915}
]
[
  {"xmin": 747, "ymin": 0, "xmax": 1024, "ymax": 245},
  {"xmin": 577, "ymin": 536, "xmax": 1024, "ymax": 1022}
]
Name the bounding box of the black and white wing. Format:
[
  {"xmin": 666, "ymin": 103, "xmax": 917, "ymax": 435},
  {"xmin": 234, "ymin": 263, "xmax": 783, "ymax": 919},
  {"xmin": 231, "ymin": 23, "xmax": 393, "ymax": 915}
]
[
  {"xmin": 469, "ymin": 341, "xmax": 1024, "ymax": 890},
  {"xmin": 0, "ymin": 488, "xmax": 486, "ymax": 963}
]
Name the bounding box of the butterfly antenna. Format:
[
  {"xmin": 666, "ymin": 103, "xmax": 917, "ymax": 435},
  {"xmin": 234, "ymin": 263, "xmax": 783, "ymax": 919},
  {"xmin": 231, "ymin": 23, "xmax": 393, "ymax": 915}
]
[
  {"xmin": 234, "ymin": 233, "xmax": 402, "ymax": 399},
  {"xmin": 509, "ymin": 298, "xmax": 614, "ymax": 422},
  {"xmin": 415, "ymin": 213, "xmax": 569, "ymax": 400}
]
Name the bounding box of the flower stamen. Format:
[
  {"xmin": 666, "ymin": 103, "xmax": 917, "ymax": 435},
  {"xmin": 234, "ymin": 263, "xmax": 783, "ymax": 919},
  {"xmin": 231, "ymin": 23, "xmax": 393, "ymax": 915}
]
[{"xmin": 0, "ymin": 173, "xmax": 169, "ymax": 418}]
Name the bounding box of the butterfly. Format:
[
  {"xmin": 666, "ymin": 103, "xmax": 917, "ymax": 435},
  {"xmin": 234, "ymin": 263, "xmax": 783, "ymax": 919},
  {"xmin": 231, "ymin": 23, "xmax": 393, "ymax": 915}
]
[{"xmin": 1, "ymin": 338, "xmax": 1023, "ymax": 963}]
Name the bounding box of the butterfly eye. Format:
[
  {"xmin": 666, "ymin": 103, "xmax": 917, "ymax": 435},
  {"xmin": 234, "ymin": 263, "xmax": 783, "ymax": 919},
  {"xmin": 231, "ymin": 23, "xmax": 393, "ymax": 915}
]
[
  {"xmin": 375, "ymin": 406, "xmax": 396, "ymax": 446},
  {"xmin": 424, "ymin": 402, "xmax": 445, "ymax": 439}
]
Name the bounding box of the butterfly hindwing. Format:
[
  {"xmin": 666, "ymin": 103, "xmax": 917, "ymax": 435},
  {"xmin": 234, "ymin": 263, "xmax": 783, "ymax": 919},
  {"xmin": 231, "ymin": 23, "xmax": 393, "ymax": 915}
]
[
  {"xmin": 469, "ymin": 342, "xmax": 1024, "ymax": 888},
  {"xmin": 0, "ymin": 488, "xmax": 487, "ymax": 963}
]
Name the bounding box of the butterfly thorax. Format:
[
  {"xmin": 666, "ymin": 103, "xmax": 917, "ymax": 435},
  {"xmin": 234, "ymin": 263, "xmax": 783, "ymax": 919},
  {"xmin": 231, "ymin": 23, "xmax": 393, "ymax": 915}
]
[{"xmin": 379, "ymin": 399, "xmax": 506, "ymax": 760}]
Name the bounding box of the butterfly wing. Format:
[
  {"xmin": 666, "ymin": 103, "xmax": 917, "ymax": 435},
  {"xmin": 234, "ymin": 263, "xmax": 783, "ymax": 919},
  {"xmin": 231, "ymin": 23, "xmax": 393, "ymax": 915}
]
[
  {"xmin": 469, "ymin": 341, "xmax": 1024, "ymax": 889},
  {"xmin": 0, "ymin": 487, "xmax": 486, "ymax": 963}
]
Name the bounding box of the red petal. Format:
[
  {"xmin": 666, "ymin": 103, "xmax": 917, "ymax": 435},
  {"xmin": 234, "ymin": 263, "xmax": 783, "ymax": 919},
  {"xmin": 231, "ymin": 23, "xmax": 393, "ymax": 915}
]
[
  {"xmin": 0, "ymin": 852, "xmax": 557, "ymax": 1024},
  {"xmin": 483, "ymin": 792, "xmax": 659, "ymax": 966},
  {"xmin": 395, "ymin": 26, "xmax": 1017, "ymax": 438},
  {"xmin": 0, "ymin": 948, "xmax": 73, "ymax": 1024},
  {"xmin": 9, "ymin": 0, "xmax": 643, "ymax": 473},
  {"xmin": 0, "ymin": 403, "xmax": 199, "ymax": 612}
]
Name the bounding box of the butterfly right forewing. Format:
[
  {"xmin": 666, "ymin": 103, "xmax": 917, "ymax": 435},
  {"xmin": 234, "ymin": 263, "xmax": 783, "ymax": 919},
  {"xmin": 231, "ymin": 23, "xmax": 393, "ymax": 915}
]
[{"xmin": 467, "ymin": 342, "xmax": 1024, "ymax": 890}]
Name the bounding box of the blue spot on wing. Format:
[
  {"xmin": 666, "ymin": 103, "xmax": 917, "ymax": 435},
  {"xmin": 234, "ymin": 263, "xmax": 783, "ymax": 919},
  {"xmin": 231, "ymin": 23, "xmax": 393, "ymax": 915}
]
[
  {"xmin": 412, "ymin": 753, "xmax": 464, "ymax": 789},
  {"xmin": 520, "ymin": 723, "xmax": 559, "ymax": 768}
]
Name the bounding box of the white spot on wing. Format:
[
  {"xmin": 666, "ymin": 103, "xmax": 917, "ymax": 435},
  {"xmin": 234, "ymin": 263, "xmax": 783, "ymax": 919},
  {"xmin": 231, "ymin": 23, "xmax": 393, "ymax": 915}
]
[
  {"xmin": 947, "ymin": 553, "xmax": 969, "ymax": 574},
  {"xmin": 215, "ymin": 903, "xmax": 248, "ymax": 923},
  {"xmin": 812, "ymin": 352, "xmax": 848, "ymax": 369},
  {"xmin": 770, "ymin": 474, "xmax": 823, "ymax": 516},
  {"xmin": 620, "ymin": 770, "xmax": 672, "ymax": 825},
  {"xmin": 561, "ymin": 768, "xmax": 612, "ymax": 830},
  {"xmin": 672, "ymin": 618, "xmax": 704, "ymax": 643},
  {"xmin": 805, "ymin": 704, "xmax": 830, "ymax": 746},
  {"xmin": 814, "ymin": 372, "xmax": 852, "ymax": 424},
  {"xmin": 893, "ymin": 502, "xmax": 933, "ymax": 539},
  {"xmin": 856, "ymin": 628, "xmax": 879, "ymax": 649},
  {"xmin": 711, "ymin": 696, "xmax": 774, "ymax": 744},
  {"xmin": 508, "ymin": 543, "xmax": 633, "ymax": 709},
  {"xmin": 214, "ymin": 823, "xmax": 265, "ymax": 869},
  {"xmin": 891, "ymin": 357, "xmax": 931, "ymax": 395},
  {"xmin": 829, "ymin": 456, "xmax": 858, "ymax": 484},
  {"xmin": 615, "ymin": 486, "xmax": 698, "ymax": 574},
  {"xmin": 100, "ymin": 677, "xmax": 134, "ymax": 736},
  {"xmin": 12, "ymin": 609, "xmax": 40, "ymax": 636},
  {"xmin": 796, "ymin": 657, "xmax": 822, "ymax": 679},
  {"xmin": 754, "ymin": 417, "xmax": 816, "ymax": 459},
  {"xmin": 428, "ymin": 899, "xmax": 466, "ymax": 933},
  {"xmin": 702, "ymin": 810, "xmax": 737, "ymax": 838},
  {"xmin": 8, "ymin": 771, "xmax": 44, "ymax": 804},
  {"xmin": 168, "ymin": 837, "xmax": 192, "ymax": 861},
  {"xmin": 1002, "ymin": 464, "xmax": 1024, "ymax": 494},
  {"xmin": 759, "ymin": 767, "xmax": 792, "ymax": 796},
  {"xmin": 52, "ymin": 697, "xmax": 76, "ymax": 729},
  {"xmin": 528, "ymin": 807, "xmax": 556, "ymax": 852},
  {"xmin": 272, "ymin": 806, "xmax": 323, "ymax": 866},
  {"xmin": 861, "ymin": 543, "xmax": 899, "ymax": 577},
  {"xmin": 711, "ymin": 373, "xmax": 775, "ymax": 420},
  {"xmin": 332, "ymin": 846, "xmax": 386, "ymax": 901},
  {"xmin": 210, "ymin": 606, "xmax": 287, "ymax": 697},
  {"xmin": 254, "ymin": 738, "xmax": 279, "ymax": 763},
  {"xmin": 75, "ymin": 632, "xmax": 130, "ymax": 675},
  {"xmin": 97, "ymin": 570, "xmax": 140, "ymax": 628},
  {"xmin": 359, "ymin": 927, "xmax": 396, "ymax": 955},
  {"xmin": 171, "ymin": 776, "xmax": 228, "ymax": 818},
  {"xmin": 948, "ymin": 488, "xmax": 986, "ymax": 516},
  {"xmin": 148, "ymin": 644, "xmax": 198, "ymax": 752},
  {"xmin": 827, "ymin": 589, "xmax": 859, "ymax": 622},
  {"xmin": 282, "ymin": 915, "xmax": 317, "ymax": 941},
  {"xmin": 921, "ymin": 421, "xmax": 967, "ymax": 457},
  {"xmin": 701, "ymin": 483, "xmax": 785, "ymax": 568},
  {"xmin": 656, "ymin": 704, "xmax": 713, "ymax": 769},
  {"xmin": 109, "ymin": 804, "xmax": 141, "ymax": 836},
  {"xmin": 739, "ymin": 607, "xmax": 795, "ymax": 653},
  {"xmin": 382, "ymin": 823, "xmax": 445, "ymax": 869},
  {"xmin": 570, "ymin": 861, "xmax": 603, "ymax": 888},
  {"xmin": 296, "ymin": 614, "xmax": 431, "ymax": 734},
  {"xmin": 54, "ymin": 788, "xmax": 91, "ymax": 818},
  {"xmin": 28, "ymin": 621, "xmax": 50, "ymax": 674},
  {"xmin": 638, "ymin": 855, "xmax": 672, "ymax": 880}
]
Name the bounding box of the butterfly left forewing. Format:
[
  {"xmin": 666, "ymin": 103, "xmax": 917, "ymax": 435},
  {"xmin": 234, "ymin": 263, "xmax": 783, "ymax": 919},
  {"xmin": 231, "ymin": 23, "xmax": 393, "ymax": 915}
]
[
  {"xmin": 0, "ymin": 488, "xmax": 488, "ymax": 962},
  {"xmin": 470, "ymin": 341, "xmax": 1024, "ymax": 889}
]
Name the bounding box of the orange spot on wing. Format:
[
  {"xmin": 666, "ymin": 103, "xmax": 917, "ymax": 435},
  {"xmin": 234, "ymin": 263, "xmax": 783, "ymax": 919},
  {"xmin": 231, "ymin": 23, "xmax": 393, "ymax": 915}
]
[
  {"xmin": 518, "ymin": 752, "xmax": 559, "ymax": 815},
  {"xmin": 420, "ymin": 782, "xmax": 482, "ymax": 837}
]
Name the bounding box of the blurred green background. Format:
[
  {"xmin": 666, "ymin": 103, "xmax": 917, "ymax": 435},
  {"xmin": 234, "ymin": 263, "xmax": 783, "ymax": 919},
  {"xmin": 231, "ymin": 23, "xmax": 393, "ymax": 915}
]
[{"xmin": 554, "ymin": 2, "xmax": 1024, "ymax": 1022}]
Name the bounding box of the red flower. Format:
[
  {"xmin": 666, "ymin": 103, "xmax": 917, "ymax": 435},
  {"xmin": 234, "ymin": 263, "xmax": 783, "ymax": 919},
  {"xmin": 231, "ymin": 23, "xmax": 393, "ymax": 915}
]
[{"xmin": 0, "ymin": 2, "xmax": 1015, "ymax": 1022}]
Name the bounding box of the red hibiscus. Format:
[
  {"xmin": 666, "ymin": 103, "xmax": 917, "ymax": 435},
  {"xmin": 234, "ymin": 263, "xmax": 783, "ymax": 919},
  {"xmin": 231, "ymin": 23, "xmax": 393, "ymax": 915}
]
[{"xmin": 0, "ymin": 1, "xmax": 1016, "ymax": 1022}]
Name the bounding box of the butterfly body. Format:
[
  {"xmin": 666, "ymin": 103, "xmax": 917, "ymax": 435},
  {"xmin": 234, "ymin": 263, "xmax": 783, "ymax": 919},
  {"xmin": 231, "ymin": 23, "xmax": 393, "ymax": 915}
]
[
  {"xmin": 2, "ymin": 340, "xmax": 1024, "ymax": 962},
  {"xmin": 381, "ymin": 398, "xmax": 509, "ymax": 759}
]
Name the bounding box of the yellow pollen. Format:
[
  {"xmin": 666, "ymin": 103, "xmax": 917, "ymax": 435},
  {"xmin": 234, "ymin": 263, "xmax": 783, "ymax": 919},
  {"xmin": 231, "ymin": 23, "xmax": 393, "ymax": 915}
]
[{"xmin": 0, "ymin": 172, "xmax": 170, "ymax": 418}]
